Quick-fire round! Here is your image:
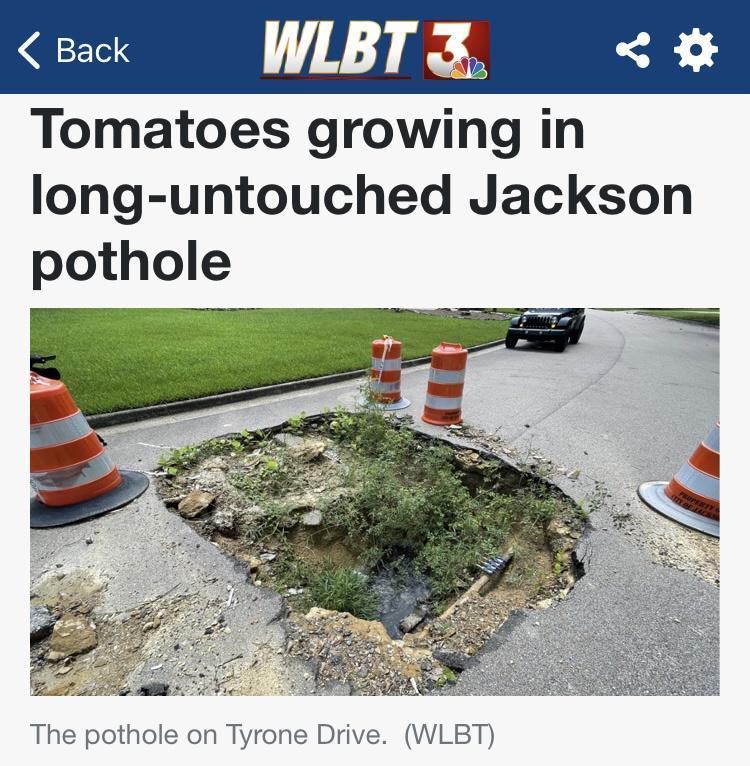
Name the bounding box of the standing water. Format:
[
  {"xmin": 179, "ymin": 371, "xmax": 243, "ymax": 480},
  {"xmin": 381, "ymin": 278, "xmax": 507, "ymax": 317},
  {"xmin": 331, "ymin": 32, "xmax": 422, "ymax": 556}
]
[{"xmin": 370, "ymin": 566, "xmax": 430, "ymax": 638}]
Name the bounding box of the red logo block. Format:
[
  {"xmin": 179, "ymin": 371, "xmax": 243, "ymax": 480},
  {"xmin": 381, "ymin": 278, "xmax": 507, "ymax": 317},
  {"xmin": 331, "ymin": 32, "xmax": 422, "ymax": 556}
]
[{"xmin": 423, "ymin": 20, "xmax": 490, "ymax": 80}]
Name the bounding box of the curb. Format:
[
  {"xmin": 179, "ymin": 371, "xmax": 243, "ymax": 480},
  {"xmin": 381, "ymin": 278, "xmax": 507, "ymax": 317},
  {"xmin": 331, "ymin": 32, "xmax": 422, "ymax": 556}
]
[{"xmin": 87, "ymin": 337, "xmax": 507, "ymax": 428}]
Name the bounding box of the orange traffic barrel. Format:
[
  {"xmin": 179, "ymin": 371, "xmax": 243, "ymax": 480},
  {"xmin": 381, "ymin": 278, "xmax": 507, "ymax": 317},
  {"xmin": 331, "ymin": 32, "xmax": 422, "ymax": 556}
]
[
  {"xmin": 638, "ymin": 422, "xmax": 720, "ymax": 537},
  {"xmin": 365, "ymin": 336, "xmax": 410, "ymax": 411},
  {"xmin": 30, "ymin": 371, "xmax": 149, "ymax": 528},
  {"xmin": 422, "ymin": 342, "xmax": 468, "ymax": 426}
]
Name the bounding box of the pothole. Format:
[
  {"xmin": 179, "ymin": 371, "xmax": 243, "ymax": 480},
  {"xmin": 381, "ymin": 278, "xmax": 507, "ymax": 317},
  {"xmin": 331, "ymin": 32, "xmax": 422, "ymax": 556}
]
[{"xmin": 156, "ymin": 409, "xmax": 587, "ymax": 695}]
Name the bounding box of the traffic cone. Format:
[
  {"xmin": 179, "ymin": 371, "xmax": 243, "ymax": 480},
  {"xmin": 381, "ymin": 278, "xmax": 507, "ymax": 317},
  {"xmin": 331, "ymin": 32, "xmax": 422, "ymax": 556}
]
[
  {"xmin": 638, "ymin": 422, "xmax": 720, "ymax": 537},
  {"xmin": 361, "ymin": 336, "xmax": 410, "ymax": 410},
  {"xmin": 30, "ymin": 371, "xmax": 149, "ymax": 528}
]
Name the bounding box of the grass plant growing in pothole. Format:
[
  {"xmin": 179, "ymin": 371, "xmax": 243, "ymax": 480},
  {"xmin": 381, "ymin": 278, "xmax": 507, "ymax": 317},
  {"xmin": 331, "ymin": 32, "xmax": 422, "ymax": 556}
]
[
  {"xmin": 304, "ymin": 566, "xmax": 379, "ymax": 619},
  {"xmin": 157, "ymin": 399, "xmax": 586, "ymax": 693}
]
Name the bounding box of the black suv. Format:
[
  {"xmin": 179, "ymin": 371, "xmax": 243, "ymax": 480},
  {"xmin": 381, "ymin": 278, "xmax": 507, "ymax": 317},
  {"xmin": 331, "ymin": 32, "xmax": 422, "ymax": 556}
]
[{"xmin": 505, "ymin": 308, "xmax": 586, "ymax": 352}]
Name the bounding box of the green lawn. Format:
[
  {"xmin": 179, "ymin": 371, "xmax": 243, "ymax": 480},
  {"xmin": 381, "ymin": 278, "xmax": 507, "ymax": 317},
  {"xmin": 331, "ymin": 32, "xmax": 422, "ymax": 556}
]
[
  {"xmin": 599, "ymin": 308, "xmax": 719, "ymax": 325},
  {"xmin": 30, "ymin": 309, "xmax": 509, "ymax": 414},
  {"xmin": 635, "ymin": 309, "xmax": 720, "ymax": 325}
]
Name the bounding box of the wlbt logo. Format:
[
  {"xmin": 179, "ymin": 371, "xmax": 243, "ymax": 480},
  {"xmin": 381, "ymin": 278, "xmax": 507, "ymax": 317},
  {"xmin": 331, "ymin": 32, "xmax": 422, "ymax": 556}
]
[{"xmin": 263, "ymin": 20, "xmax": 490, "ymax": 80}]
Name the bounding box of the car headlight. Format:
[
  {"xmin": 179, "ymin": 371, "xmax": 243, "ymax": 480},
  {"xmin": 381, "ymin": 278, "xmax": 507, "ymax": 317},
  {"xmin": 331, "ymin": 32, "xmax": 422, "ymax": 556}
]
[{"xmin": 550, "ymin": 317, "xmax": 558, "ymax": 328}]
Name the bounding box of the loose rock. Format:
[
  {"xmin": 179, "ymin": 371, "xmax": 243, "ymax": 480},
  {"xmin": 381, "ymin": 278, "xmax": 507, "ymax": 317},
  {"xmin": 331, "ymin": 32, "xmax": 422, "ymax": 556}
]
[
  {"xmin": 287, "ymin": 495, "xmax": 316, "ymax": 513},
  {"xmin": 290, "ymin": 440, "xmax": 326, "ymax": 463},
  {"xmin": 30, "ymin": 605, "xmax": 56, "ymax": 643},
  {"xmin": 455, "ymin": 450, "xmax": 482, "ymax": 471},
  {"xmin": 243, "ymin": 555, "xmax": 263, "ymax": 572},
  {"xmin": 399, "ymin": 607, "xmax": 428, "ymax": 634},
  {"xmin": 300, "ymin": 510, "xmax": 322, "ymax": 527},
  {"xmin": 433, "ymin": 649, "xmax": 473, "ymax": 671},
  {"xmin": 178, "ymin": 490, "xmax": 215, "ymax": 519},
  {"xmin": 211, "ymin": 507, "xmax": 236, "ymax": 536},
  {"xmin": 48, "ymin": 614, "xmax": 98, "ymax": 660}
]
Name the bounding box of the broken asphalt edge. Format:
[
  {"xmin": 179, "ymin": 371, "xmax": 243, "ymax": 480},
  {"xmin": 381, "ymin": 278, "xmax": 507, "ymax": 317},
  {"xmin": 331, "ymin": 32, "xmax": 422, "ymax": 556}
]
[{"xmin": 87, "ymin": 338, "xmax": 506, "ymax": 428}]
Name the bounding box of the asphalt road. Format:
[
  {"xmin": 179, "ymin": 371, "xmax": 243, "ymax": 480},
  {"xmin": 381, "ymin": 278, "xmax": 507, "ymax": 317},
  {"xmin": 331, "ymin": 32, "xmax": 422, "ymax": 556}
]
[
  {"xmin": 447, "ymin": 310, "xmax": 720, "ymax": 695},
  {"xmin": 30, "ymin": 309, "xmax": 720, "ymax": 695}
]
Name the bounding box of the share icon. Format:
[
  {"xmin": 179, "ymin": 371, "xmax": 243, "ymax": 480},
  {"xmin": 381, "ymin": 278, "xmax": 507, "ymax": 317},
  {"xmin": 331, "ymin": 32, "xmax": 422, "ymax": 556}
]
[{"xmin": 616, "ymin": 32, "xmax": 650, "ymax": 69}]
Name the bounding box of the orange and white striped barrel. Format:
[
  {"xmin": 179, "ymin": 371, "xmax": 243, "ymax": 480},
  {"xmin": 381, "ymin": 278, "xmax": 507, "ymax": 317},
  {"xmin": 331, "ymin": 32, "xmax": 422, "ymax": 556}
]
[
  {"xmin": 30, "ymin": 371, "xmax": 123, "ymax": 507},
  {"xmin": 370, "ymin": 336, "xmax": 403, "ymax": 403},
  {"xmin": 638, "ymin": 422, "xmax": 720, "ymax": 537},
  {"xmin": 368, "ymin": 336, "xmax": 410, "ymax": 410},
  {"xmin": 422, "ymin": 342, "xmax": 468, "ymax": 426}
]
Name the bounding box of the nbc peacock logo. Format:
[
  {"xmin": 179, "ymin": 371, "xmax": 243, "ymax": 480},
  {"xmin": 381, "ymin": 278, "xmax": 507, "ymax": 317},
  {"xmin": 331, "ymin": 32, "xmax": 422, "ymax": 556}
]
[
  {"xmin": 451, "ymin": 56, "xmax": 487, "ymax": 79},
  {"xmin": 423, "ymin": 21, "xmax": 490, "ymax": 80}
]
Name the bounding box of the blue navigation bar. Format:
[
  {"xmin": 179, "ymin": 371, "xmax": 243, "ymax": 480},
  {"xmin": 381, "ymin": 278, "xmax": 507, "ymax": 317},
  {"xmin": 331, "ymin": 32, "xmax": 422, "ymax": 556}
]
[{"xmin": 2, "ymin": 0, "xmax": 747, "ymax": 93}]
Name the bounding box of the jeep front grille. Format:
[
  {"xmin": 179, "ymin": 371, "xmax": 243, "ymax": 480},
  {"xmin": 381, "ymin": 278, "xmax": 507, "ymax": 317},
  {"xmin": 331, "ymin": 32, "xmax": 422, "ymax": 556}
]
[{"xmin": 524, "ymin": 315, "xmax": 554, "ymax": 328}]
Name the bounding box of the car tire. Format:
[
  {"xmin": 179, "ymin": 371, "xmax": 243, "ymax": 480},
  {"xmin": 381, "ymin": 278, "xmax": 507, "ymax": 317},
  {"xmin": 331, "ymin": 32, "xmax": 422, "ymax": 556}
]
[
  {"xmin": 505, "ymin": 335, "xmax": 518, "ymax": 349},
  {"xmin": 554, "ymin": 336, "xmax": 568, "ymax": 352},
  {"xmin": 569, "ymin": 323, "xmax": 584, "ymax": 344}
]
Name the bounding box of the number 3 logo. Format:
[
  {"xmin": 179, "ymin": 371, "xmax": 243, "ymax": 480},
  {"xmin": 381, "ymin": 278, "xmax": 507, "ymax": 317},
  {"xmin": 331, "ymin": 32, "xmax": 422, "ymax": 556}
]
[
  {"xmin": 423, "ymin": 20, "xmax": 491, "ymax": 80},
  {"xmin": 426, "ymin": 22, "xmax": 472, "ymax": 78}
]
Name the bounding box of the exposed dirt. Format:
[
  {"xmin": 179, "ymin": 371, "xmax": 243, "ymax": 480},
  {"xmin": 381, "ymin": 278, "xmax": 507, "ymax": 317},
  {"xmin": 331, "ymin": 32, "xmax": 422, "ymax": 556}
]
[
  {"xmin": 286, "ymin": 608, "xmax": 441, "ymax": 695},
  {"xmin": 419, "ymin": 524, "xmax": 579, "ymax": 657},
  {"xmin": 219, "ymin": 646, "xmax": 316, "ymax": 696},
  {"xmin": 607, "ymin": 499, "xmax": 720, "ymax": 585}
]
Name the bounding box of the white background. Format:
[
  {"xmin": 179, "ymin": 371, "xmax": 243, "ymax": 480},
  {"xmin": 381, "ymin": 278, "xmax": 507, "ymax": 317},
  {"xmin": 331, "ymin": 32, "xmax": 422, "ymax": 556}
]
[
  {"xmin": 2, "ymin": 94, "xmax": 745, "ymax": 764},
  {"xmin": 2, "ymin": 94, "xmax": 744, "ymax": 305}
]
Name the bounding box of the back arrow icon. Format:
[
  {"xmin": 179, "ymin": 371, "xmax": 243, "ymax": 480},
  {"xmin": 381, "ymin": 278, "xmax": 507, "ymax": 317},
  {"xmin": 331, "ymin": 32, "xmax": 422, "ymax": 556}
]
[{"xmin": 19, "ymin": 31, "xmax": 41, "ymax": 69}]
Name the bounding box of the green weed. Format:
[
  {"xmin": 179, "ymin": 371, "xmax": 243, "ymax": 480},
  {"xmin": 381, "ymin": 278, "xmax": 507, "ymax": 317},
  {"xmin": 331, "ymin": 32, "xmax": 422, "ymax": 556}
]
[
  {"xmin": 304, "ymin": 566, "xmax": 379, "ymax": 619},
  {"xmin": 435, "ymin": 667, "xmax": 457, "ymax": 688},
  {"xmin": 159, "ymin": 437, "xmax": 233, "ymax": 475},
  {"xmin": 323, "ymin": 409, "xmax": 571, "ymax": 600},
  {"xmin": 286, "ymin": 412, "xmax": 307, "ymax": 434},
  {"xmin": 552, "ymin": 550, "xmax": 567, "ymax": 576}
]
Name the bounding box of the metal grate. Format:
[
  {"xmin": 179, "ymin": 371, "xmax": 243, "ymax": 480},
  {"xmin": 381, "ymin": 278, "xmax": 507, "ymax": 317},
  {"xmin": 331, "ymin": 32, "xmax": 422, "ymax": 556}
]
[{"xmin": 478, "ymin": 556, "xmax": 511, "ymax": 576}]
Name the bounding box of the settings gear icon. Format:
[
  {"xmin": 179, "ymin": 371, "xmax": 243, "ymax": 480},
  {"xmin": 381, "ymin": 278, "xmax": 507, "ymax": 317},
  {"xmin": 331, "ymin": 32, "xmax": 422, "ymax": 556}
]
[{"xmin": 674, "ymin": 28, "xmax": 718, "ymax": 72}]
